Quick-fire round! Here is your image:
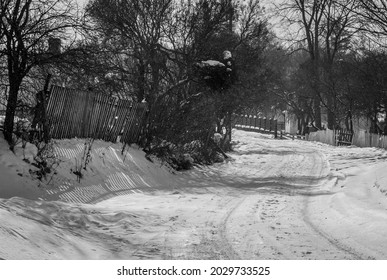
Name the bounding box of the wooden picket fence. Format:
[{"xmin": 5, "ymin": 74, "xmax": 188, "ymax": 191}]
[
  {"xmin": 46, "ymin": 86, "xmax": 147, "ymax": 144},
  {"xmin": 306, "ymin": 128, "xmax": 387, "ymax": 150},
  {"xmin": 232, "ymin": 113, "xmax": 278, "ymax": 138},
  {"xmin": 352, "ymin": 130, "xmax": 387, "ymax": 149},
  {"xmin": 306, "ymin": 129, "xmax": 354, "ymax": 146}
]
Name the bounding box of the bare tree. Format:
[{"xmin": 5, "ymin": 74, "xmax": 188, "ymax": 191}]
[
  {"xmin": 358, "ymin": 0, "xmax": 387, "ymax": 39},
  {"xmin": 321, "ymin": 0, "xmax": 361, "ymax": 129},
  {"xmin": 278, "ymin": 0, "xmax": 331, "ymax": 129},
  {"xmin": 86, "ymin": 0, "xmax": 174, "ymax": 104},
  {"xmin": 277, "ymin": 0, "xmax": 361, "ymax": 129},
  {"xmin": 0, "ymin": 0, "xmax": 80, "ymax": 148}
]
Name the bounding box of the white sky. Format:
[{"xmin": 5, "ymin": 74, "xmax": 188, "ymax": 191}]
[{"xmin": 76, "ymin": 0, "xmax": 88, "ymax": 8}]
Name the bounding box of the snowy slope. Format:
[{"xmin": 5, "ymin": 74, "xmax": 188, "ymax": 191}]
[
  {"xmin": 0, "ymin": 135, "xmax": 181, "ymax": 259},
  {"xmin": 0, "ymin": 136, "xmax": 176, "ymax": 203},
  {"xmin": 1, "ymin": 130, "xmax": 387, "ymax": 259}
]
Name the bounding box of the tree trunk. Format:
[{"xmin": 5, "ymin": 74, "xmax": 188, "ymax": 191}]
[
  {"xmin": 3, "ymin": 81, "xmax": 21, "ymax": 149},
  {"xmin": 314, "ymin": 95, "xmax": 322, "ymax": 129},
  {"xmin": 299, "ymin": 114, "xmax": 307, "ymax": 135},
  {"xmin": 370, "ymin": 114, "xmax": 378, "ymax": 134},
  {"xmin": 327, "ymin": 94, "xmax": 335, "ymax": 129},
  {"xmin": 345, "ymin": 110, "xmax": 353, "ymax": 132},
  {"xmin": 136, "ymin": 61, "xmax": 146, "ymax": 102},
  {"xmin": 297, "ymin": 116, "xmax": 302, "ymax": 135},
  {"xmin": 312, "ymin": 57, "xmax": 322, "ymax": 129}
]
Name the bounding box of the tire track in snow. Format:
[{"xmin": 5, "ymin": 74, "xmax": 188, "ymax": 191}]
[
  {"xmin": 197, "ymin": 138, "xmax": 364, "ymax": 259},
  {"xmin": 139, "ymin": 133, "xmax": 375, "ymax": 260},
  {"xmin": 216, "ymin": 196, "xmax": 247, "ymax": 259},
  {"xmin": 303, "ymin": 211, "xmax": 366, "ymax": 259},
  {"xmin": 301, "ymin": 150, "xmax": 365, "ymax": 259}
]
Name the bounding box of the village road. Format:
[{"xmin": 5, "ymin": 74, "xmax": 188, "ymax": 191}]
[{"xmin": 122, "ymin": 130, "xmax": 387, "ymax": 259}]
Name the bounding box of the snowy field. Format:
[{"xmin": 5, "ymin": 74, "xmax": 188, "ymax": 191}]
[{"xmin": 1, "ymin": 129, "xmax": 387, "ymax": 259}]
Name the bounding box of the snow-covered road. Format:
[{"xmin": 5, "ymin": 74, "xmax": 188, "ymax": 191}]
[{"xmin": 1, "ymin": 129, "xmax": 387, "ymax": 259}]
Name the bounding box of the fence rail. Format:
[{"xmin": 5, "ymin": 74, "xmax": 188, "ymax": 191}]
[
  {"xmin": 306, "ymin": 129, "xmax": 354, "ymax": 146},
  {"xmin": 232, "ymin": 112, "xmax": 387, "ymax": 150},
  {"xmin": 232, "ymin": 114, "xmax": 278, "ymax": 138},
  {"xmin": 46, "ymin": 86, "xmax": 147, "ymax": 144},
  {"xmin": 306, "ymin": 128, "xmax": 387, "ymax": 150}
]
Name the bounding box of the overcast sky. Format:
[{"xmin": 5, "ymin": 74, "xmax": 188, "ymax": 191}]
[{"xmin": 76, "ymin": 0, "xmax": 88, "ymax": 8}]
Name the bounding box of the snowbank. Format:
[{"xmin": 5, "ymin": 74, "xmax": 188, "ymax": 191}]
[
  {"xmin": 0, "ymin": 135, "xmax": 177, "ymax": 203},
  {"xmin": 306, "ymin": 146, "xmax": 387, "ymax": 259}
]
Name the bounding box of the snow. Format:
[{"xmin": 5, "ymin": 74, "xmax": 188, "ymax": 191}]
[
  {"xmin": 197, "ymin": 60, "xmax": 226, "ymax": 68},
  {"xmin": 0, "ymin": 135, "xmax": 43, "ymax": 200},
  {"xmin": 223, "ymin": 50, "xmax": 232, "ymax": 60},
  {"xmin": 1, "ymin": 130, "xmax": 387, "ymax": 259}
]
